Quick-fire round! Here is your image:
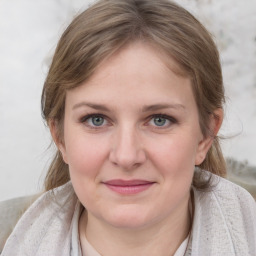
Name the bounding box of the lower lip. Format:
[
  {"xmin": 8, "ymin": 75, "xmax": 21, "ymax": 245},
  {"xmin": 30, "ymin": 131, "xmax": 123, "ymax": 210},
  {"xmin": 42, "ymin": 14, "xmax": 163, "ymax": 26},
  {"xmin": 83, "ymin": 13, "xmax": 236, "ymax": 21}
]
[{"xmin": 104, "ymin": 183, "xmax": 154, "ymax": 195}]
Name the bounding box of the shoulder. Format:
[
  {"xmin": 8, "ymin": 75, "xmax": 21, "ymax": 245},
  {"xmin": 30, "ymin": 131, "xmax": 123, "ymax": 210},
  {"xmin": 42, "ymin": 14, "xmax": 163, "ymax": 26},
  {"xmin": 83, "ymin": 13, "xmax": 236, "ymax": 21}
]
[
  {"xmin": 0, "ymin": 194, "xmax": 40, "ymax": 253},
  {"xmin": 192, "ymin": 174, "xmax": 256, "ymax": 254},
  {"xmin": 213, "ymin": 176, "xmax": 256, "ymax": 228},
  {"xmin": 212, "ymin": 174, "xmax": 255, "ymax": 208},
  {"xmin": 194, "ymin": 174, "xmax": 256, "ymax": 218},
  {"xmin": 0, "ymin": 182, "xmax": 77, "ymax": 255}
]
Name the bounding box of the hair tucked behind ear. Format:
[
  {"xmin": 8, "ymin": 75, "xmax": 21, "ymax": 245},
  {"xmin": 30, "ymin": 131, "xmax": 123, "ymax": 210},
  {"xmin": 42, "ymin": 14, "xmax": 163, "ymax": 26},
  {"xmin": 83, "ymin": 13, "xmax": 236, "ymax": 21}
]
[
  {"xmin": 194, "ymin": 138, "xmax": 226, "ymax": 189},
  {"xmin": 44, "ymin": 151, "xmax": 69, "ymax": 191},
  {"xmin": 42, "ymin": 0, "xmax": 226, "ymax": 191}
]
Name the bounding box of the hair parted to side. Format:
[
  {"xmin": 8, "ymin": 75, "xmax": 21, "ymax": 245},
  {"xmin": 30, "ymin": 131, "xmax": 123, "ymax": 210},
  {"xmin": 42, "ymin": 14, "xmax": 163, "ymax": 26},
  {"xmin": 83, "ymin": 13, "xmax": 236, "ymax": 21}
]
[{"xmin": 41, "ymin": 0, "xmax": 226, "ymax": 191}]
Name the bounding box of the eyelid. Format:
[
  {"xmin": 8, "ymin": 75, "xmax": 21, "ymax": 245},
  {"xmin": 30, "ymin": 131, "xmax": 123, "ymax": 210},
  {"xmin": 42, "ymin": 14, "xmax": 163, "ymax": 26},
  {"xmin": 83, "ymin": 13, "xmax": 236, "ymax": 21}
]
[
  {"xmin": 79, "ymin": 113, "xmax": 177, "ymax": 129},
  {"xmin": 146, "ymin": 114, "xmax": 177, "ymax": 127},
  {"xmin": 80, "ymin": 113, "xmax": 107, "ymax": 123},
  {"xmin": 149, "ymin": 113, "xmax": 177, "ymax": 121},
  {"xmin": 79, "ymin": 113, "xmax": 111, "ymax": 129}
]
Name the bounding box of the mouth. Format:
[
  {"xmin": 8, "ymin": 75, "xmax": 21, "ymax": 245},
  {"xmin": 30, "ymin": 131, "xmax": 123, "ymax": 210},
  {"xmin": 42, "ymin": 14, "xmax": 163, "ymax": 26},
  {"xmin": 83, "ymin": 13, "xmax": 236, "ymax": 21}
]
[{"xmin": 102, "ymin": 179, "xmax": 156, "ymax": 195}]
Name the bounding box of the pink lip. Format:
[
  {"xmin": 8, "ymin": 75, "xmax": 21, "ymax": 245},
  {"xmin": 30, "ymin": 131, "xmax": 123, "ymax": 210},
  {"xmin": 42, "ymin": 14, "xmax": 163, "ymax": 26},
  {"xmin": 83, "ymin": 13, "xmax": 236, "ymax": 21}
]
[{"xmin": 103, "ymin": 179, "xmax": 155, "ymax": 195}]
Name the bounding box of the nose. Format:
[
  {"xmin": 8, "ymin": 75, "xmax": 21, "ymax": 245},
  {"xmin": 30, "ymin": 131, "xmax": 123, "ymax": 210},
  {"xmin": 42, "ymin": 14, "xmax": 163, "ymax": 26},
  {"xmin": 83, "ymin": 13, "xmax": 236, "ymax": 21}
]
[{"xmin": 109, "ymin": 125, "xmax": 146, "ymax": 170}]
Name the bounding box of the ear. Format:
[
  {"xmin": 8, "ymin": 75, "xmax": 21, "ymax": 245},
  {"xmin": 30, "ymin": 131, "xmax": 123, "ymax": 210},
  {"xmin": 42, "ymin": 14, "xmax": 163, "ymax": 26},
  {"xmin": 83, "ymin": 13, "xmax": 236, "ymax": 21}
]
[
  {"xmin": 195, "ymin": 108, "xmax": 223, "ymax": 165},
  {"xmin": 49, "ymin": 119, "xmax": 68, "ymax": 164}
]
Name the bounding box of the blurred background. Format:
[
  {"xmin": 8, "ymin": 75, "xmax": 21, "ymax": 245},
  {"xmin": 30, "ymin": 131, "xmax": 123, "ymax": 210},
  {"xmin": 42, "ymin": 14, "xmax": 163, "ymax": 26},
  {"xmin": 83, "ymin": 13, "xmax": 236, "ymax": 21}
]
[{"xmin": 0, "ymin": 0, "xmax": 256, "ymax": 201}]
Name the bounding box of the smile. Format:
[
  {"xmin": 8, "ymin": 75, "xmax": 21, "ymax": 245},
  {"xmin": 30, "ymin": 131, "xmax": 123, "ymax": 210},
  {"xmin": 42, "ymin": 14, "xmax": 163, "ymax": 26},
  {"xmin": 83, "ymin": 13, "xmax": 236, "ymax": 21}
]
[{"xmin": 102, "ymin": 179, "xmax": 156, "ymax": 195}]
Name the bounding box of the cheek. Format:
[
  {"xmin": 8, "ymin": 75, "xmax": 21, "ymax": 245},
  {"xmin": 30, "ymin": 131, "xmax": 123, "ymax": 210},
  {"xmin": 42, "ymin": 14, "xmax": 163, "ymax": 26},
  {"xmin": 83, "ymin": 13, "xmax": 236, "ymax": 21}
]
[
  {"xmin": 148, "ymin": 134, "xmax": 199, "ymax": 174},
  {"xmin": 64, "ymin": 131, "xmax": 109, "ymax": 179},
  {"xmin": 146, "ymin": 134, "xmax": 198, "ymax": 198},
  {"xmin": 65, "ymin": 135, "xmax": 109, "ymax": 207}
]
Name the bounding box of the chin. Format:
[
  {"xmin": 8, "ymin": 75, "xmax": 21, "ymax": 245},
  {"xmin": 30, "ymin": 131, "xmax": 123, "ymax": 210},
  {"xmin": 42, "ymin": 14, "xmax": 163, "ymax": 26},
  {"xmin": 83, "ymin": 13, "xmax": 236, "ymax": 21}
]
[{"xmin": 102, "ymin": 206, "xmax": 155, "ymax": 230}]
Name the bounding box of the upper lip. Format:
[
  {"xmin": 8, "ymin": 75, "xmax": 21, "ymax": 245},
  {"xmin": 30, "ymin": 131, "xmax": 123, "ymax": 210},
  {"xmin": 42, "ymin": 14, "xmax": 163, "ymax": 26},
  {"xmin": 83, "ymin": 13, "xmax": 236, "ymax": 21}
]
[{"xmin": 103, "ymin": 179, "xmax": 155, "ymax": 186}]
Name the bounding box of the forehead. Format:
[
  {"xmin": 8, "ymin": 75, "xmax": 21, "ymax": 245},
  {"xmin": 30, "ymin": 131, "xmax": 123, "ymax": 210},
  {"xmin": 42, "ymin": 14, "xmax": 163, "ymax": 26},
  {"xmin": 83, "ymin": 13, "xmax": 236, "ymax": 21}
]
[
  {"xmin": 93, "ymin": 41, "xmax": 188, "ymax": 82},
  {"xmin": 65, "ymin": 42, "xmax": 195, "ymax": 112}
]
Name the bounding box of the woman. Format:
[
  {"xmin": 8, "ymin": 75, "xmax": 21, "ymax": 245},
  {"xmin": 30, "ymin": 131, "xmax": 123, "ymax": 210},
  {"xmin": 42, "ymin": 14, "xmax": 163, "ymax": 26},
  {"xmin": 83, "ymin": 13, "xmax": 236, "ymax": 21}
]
[{"xmin": 1, "ymin": 0, "xmax": 256, "ymax": 255}]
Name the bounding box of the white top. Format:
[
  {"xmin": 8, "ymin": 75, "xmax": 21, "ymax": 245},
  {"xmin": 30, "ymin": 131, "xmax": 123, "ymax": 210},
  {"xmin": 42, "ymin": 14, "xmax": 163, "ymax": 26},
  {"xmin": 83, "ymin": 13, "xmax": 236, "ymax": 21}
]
[
  {"xmin": 80, "ymin": 234, "xmax": 189, "ymax": 256},
  {"xmin": 1, "ymin": 172, "xmax": 256, "ymax": 256},
  {"xmin": 173, "ymin": 237, "xmax": 189, "ymax": 256}
]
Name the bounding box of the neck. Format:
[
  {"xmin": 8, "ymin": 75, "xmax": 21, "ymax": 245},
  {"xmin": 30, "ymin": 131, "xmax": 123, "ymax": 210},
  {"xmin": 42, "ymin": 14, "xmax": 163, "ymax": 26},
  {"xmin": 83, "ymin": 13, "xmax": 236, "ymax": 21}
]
[{"xmin": 79, "ymin": 196, "xmax": 191, "ymax": 256}]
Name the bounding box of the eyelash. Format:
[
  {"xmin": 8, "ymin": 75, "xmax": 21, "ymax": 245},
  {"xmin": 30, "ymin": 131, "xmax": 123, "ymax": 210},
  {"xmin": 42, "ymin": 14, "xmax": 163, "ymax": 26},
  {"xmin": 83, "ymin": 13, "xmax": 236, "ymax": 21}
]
[
  {"xmin": 147, "ymin": 114, "xmax": 177, "ymax": 128},
  {"xmin": 79, "ymin": 113, "xmax": 177, "ymax": 129},
  {"xmin": 80, "ymin": 114, "xmax": 110, "ymax": 129}
]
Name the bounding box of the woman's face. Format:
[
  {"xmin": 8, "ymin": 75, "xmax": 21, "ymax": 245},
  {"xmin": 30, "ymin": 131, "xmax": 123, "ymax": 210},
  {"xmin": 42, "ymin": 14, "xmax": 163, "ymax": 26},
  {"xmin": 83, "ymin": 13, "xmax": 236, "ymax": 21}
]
[{"xmin": 58, "ymin": 42, "xmax": 212, "ymax": 229}]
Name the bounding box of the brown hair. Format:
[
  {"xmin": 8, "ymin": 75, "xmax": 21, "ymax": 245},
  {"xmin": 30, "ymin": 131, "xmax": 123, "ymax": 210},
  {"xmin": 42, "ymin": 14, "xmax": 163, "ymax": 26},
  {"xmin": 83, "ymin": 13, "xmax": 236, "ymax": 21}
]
[{"xmin": 41, "ymin": 0, "xmax": 226, "ymax": 191}]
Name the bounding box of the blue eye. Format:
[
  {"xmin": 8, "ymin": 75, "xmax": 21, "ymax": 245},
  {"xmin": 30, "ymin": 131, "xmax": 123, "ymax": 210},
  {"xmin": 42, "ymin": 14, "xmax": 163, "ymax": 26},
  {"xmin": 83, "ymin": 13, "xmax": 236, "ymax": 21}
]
[
  {"xmin": 153, "ymin": 117, "xmax": 167, "ymax": 126},
  {"xmin": 81, "ymin": 114, "xmax": 107, "ymax": 127},
  {"xmin": 148, "ymin": 115, "xmax": 176, "ymax": 128},
  {"xmin": 90, "ymin": 116, "xmax": 105, "ymax": 126}
]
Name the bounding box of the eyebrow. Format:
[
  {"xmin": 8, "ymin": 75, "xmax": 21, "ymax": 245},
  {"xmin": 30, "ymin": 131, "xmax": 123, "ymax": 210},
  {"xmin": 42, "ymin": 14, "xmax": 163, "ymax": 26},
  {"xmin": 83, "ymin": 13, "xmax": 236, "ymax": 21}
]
[
  {"xmin": 72, "ymin": 102, "xmax": 185, "ymax": 112},
  {"xmin": 141, "ymin": 103, "xmax": 185, "ymax": 112},
  {"xmin": 72, "ymin": 102, "xmax": 110, "ymax": 111}
]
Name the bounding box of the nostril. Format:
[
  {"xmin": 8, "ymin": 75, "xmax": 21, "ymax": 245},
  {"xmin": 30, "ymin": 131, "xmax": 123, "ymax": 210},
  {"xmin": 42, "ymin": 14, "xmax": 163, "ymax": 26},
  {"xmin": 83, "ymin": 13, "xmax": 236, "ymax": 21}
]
[
  {"xmin": 109, "ymin": 129, "xmax": 146, "ymax": 169},
  {"xmin": 109, "ymin": 147, "xmax": 146, "ymax": 170}
]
